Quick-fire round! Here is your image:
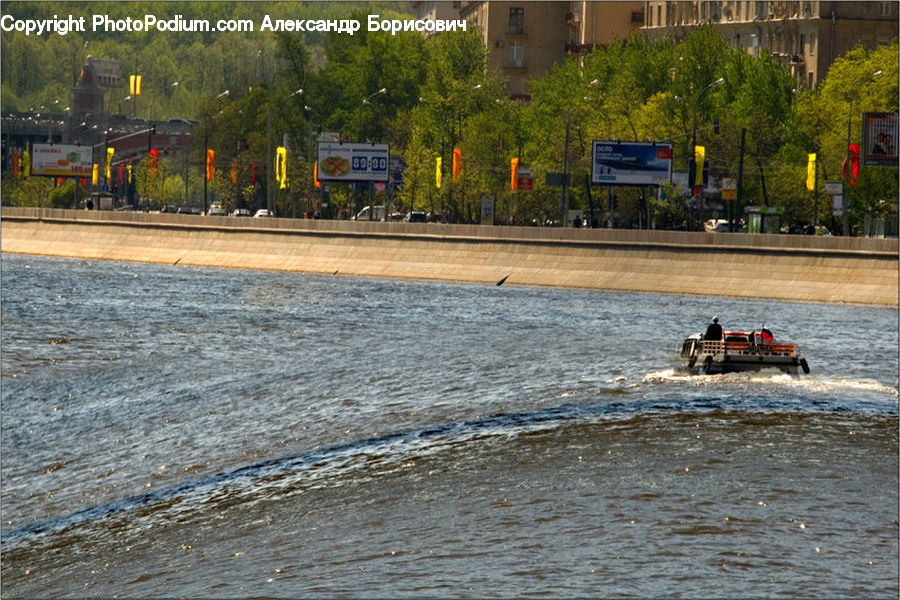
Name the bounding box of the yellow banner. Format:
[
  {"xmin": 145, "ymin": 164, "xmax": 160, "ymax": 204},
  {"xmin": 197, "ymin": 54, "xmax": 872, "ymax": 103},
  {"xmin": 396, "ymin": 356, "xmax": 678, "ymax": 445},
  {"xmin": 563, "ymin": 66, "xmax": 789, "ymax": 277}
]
[
  {"xmin": 106, "ymin": 147, "xmax": 114, "ymax": 180},
  {"xmin": 276, "ymin": 146, "xmax": 287, "ymax": 189},
  {"xmin": 694, "ymin": 146, "xmax": 705, "ymax": 187},
  {"xmin": 92, "ymin": 163, "xmax": 98, "ymax": 186},
  {"xmin": 435, "ymin": 157, "xmax": 442, "ymax": 189},
  {"xmin": 806, "ymin": 153, "xmax": 816, "ymax": 191},
  {"xmin": 130, "ymin": 74, "xmax": 142, "ymax": 96}
]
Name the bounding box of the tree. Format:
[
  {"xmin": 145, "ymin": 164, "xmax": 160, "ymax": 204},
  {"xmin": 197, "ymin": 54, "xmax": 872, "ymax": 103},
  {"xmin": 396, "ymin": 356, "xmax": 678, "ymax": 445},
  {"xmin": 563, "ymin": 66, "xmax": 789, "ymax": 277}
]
[{"xmin": 783, "ymin": 41, "xmax": 898, "ymax": 232}]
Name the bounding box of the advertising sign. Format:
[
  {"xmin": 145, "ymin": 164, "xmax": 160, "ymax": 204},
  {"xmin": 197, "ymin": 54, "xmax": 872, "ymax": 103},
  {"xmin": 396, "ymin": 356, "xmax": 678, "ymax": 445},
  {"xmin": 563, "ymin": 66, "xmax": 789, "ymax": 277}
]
[
  {"xmin": 481, "ymin": 195, "xmax": 495, "ymax": 226},
  {"xmin": 516, "ymin": 168, "xmax": 534, "ymax": 190},
  {"xmin": 591, "ymin": 142, "xmax": 672, "ymax": 187},
  {"xmin": 861, "ymin": 112, "xmax": 898, "ymax": 166},
  {"xmin": 316, "ymin": 142, "xmax": 389, "ymax": 182},
  {"xmin": 721, "ymin": 177, "xmax": 736, "ymax": 200},
  {"xmin": 824, "ymin": 180, "xmax": 843, "ymax": 195},
  {"xmin": 31, "ymin": 144, "xmax": 93, "ymax": 178}
]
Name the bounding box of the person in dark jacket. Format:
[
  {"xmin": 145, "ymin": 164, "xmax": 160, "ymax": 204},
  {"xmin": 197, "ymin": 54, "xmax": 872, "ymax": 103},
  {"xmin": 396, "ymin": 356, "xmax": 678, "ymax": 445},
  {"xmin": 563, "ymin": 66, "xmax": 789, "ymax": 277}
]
[{"xmin": 705, "ymin": 316, "xmax": 723, "ymax": 341}]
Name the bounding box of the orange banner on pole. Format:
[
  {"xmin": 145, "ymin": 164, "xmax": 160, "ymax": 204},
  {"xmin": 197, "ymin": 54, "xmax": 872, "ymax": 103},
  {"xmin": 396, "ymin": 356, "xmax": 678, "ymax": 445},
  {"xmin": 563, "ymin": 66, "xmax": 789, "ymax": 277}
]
[{"xmin": 206, "ymin": 149, "xmax": 215, "ymax": 182}]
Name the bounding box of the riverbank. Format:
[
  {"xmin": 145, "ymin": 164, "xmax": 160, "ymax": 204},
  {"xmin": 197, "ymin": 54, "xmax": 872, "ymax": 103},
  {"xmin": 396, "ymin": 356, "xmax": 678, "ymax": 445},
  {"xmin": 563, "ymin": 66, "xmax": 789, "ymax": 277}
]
[{"xmin": 2, "ymin": 207, "xmax": 897, "ymax": 306}]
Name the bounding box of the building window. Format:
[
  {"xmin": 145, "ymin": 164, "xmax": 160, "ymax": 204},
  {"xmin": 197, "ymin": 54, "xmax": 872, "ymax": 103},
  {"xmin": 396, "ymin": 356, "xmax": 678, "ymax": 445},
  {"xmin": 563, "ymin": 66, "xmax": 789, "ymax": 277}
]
[
  {"xmin": 656, "ymin": 5, "xmax": 662, "ymax": 26},
  {"xmin": 880, "ymin": 1, "xmax": 892, "ymax": 16},
  {"xmin": 508, "ymin": 42, "xmax": 524, "ymax": 68},
  {"xmin": 509, "ymin": 7, "xmax": 524, "ymax": 34}
]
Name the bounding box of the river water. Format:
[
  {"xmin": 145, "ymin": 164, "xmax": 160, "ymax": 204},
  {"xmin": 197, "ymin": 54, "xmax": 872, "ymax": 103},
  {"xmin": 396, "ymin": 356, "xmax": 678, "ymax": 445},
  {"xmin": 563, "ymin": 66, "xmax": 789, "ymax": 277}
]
[{"xmin": 1, "ymin": 253, "xmax": 897, "ymax": 599}]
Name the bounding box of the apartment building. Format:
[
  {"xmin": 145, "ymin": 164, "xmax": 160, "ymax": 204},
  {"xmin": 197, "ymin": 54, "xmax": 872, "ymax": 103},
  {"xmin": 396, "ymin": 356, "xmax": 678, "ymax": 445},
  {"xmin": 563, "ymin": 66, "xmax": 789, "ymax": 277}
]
[
  {"xmin": 642, "ymin": 1, "xmax": 897, "ymax": 88},
  {"xmin": 411, "ymin": 1, "xmax": 463, "ymax": 26},
  {"xmin": 459, "ymin": 1, "xmax": 644, "ymax": 97},
  {"xmin": 565, "ymin": 1, "xmax": 646, "ymax": 54}
]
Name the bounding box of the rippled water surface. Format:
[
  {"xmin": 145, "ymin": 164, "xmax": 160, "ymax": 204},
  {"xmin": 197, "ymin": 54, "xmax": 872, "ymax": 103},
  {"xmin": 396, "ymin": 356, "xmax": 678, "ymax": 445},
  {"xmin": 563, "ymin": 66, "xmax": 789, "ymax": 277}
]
[{"xmin": 2, "ymin": 254, "xmax": 897, "ymax": 598}]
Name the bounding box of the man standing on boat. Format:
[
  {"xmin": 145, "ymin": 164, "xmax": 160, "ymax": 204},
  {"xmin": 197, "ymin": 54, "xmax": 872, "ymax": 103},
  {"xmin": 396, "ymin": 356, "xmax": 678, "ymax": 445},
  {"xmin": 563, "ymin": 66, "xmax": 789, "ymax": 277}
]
[{"xmin": 705, "ymin": 316, "xmax": 723, "ymax": 341}]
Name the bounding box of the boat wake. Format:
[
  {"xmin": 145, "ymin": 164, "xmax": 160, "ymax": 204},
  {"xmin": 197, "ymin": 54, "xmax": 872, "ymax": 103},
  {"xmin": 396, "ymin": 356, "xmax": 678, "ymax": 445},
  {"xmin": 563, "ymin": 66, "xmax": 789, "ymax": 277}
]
[{"xmin": 642, "ymin": 368, "xmax": 898, "ymax": 399}]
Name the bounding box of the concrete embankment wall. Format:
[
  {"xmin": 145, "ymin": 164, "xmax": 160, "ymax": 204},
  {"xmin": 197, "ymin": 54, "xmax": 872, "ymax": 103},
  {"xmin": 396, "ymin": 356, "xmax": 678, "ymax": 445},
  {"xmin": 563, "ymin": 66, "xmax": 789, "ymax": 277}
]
[{"xmin": 2, "ymin": 207, "xmax": 897, "ymax": 306}]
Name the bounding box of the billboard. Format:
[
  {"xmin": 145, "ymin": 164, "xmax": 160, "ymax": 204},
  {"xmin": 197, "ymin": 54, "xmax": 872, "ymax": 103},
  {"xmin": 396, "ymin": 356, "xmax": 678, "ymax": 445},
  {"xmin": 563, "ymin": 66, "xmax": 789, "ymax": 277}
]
[
  {"xmin": 31, "ymin": 144, "xmax": 93, "ymax": 178},
  {"xmin": 316, "ymin": 142, "xmax": 389, "ymax": 182},
  {"xmin": 591, "ymin": 142, "xmax": 672, "ymax": 186},
  {"xmin": 861, "ymin": 112, "xmax": 898, "ymax": 166}
]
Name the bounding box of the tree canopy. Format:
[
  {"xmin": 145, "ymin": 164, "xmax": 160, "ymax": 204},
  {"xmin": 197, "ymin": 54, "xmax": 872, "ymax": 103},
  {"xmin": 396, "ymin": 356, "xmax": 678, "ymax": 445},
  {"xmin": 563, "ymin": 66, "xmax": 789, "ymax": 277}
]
[{"xmin": 2, "ymin": 3, "xmax": 896, "ymax": 232}]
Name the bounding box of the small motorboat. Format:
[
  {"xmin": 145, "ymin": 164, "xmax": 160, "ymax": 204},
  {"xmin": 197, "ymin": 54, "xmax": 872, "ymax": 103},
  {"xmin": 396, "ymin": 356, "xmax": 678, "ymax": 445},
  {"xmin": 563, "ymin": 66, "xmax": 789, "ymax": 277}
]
[{"xmin": 679, "ymin": 330, "xmax": 810, "ymax": 375}]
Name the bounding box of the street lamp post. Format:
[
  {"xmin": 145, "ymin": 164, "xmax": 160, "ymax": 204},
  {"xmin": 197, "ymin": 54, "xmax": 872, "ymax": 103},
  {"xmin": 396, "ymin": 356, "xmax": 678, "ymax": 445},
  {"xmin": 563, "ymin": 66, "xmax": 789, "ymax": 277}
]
[
  {"xmin": 359, "ymin": 88, "xmax": 386, "ymax": 220},
  {"xmin": 204, "ymin": 90, "xmax": 230, "ymax": 214},
  {"xmin": 265, "ymin": 88, "xmax": 304, "ymax": 215},
  {"xmin": 841, "ymin": 70, "xmax": 883, "ymax": 236},
  {"xmin": 359, "ymin": 87, "xmax": 387, "ymax": 142},
  {"xmin": 149, "ymin": 81, "xmax": 179, "ymax": 121},
  {"xmin": 688, "ymin": 78, "xmax": 723, "ymax": 230}
]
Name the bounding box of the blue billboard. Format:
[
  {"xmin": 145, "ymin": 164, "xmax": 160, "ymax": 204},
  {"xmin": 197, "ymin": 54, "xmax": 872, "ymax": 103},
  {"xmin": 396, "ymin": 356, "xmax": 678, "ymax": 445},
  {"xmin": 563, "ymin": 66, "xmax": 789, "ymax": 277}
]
[{"xmin": 591, "ymin": 142, "xmax": 672, "ymax": 187}]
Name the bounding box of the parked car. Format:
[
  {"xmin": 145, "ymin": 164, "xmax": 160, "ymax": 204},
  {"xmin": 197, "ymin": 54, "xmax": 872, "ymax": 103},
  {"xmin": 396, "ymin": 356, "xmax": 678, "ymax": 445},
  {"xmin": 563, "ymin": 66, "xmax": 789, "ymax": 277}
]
[
  {"xmin": 208, "ymin": 203, "xmax": 225, "ymax": 216},
  {"xmin": 160, "ymin": 205, "xmax": 178, "ymax": 213},
  {"xmin": 704, "ymin": 219, "xmax": 728, "ymax": 232},
  {"xmin": 232, "ymin": 208, "xmax": 252, "ymax": 217},
  {"xmin": 353, "ymin": 205, "xmax": 386, "ymax": 221},
  {"xmin": 253, "ymin": 209, "xmax": 272, "ymax": 218},
  {"xmin": 177, "ymin": 206, "xmax": 201, "ymax": 215},
  {"xmin": 404, "ymin": 211, "xmax": 427, "ymax": 223}
]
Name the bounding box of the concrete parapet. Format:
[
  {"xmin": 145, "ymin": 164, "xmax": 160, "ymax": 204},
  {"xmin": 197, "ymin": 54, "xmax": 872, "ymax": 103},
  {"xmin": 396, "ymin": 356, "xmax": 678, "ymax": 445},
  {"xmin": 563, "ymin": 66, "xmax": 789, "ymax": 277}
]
[{"xmin": 2, "ymin": 207, "xmax": 897, "ymax": 306}]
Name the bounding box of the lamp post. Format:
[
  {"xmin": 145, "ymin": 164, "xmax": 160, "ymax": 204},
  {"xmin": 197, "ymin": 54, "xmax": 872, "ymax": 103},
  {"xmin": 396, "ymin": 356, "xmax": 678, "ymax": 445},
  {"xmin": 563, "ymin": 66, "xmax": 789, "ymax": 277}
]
[
  {"xmin": 204, "ymin": 90, "xmax": 230, "ymax": 214},
  {"xmin": 359, "ymin": 88, "xmax": 386, "ymax": 219},
  {"xmin": 149, "ymin": 81, "xmax": 179, "ymax": 121},
  {"xmin": 686, "ymin": 78, "xmax": 723, "ymax": 230},
  {"xmin": 359, "ymin": 87, "xmax": 387, "ymax": 141},
  {"xmin": 841, "ymin": 70, "xmax": 883, "ymax": 236},
  {"xmin": 265, "ymin": 88, "xmax": 304, "ymax": 215},
  {"xmin": 690, "ymin": 79, "xmax": 723, "ymax": 190}
]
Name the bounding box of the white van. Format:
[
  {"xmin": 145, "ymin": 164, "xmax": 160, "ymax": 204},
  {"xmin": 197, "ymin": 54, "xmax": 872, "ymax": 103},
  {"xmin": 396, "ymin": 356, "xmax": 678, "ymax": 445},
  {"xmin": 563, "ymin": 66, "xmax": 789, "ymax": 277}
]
[{"xmin": 353, "ymin": 205, "xmax": 386, "ymax": 221}]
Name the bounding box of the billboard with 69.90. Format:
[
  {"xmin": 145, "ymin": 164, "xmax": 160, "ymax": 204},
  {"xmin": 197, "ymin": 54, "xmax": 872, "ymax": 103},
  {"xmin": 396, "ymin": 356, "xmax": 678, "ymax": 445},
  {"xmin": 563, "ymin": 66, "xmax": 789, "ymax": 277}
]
[{"xmin": 317, "ymin": 142, "xmax": 389, "ymax": 182}]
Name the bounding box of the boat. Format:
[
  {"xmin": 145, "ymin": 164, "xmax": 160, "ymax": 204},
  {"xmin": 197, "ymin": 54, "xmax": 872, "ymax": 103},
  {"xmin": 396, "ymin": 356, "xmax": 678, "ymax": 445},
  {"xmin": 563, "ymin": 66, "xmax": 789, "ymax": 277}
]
[{"xmin": 679, "ymin": 330, "xmax": 810, "ymax": 375}]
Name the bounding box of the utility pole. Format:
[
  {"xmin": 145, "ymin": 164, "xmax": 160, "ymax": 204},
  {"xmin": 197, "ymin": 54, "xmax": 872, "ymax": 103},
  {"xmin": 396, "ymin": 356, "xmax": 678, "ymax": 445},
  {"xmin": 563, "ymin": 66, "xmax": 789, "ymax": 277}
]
[
  {"xmin": 734, "ymin": 128, "xmax": 746, "ymax": 232},
  {"xmin": 266, "ymin": 107, "xmax": 273, "ymax": 214},
  {"xmin": 842, "ymin": 117, "xmax": 851, "ymax": 236},
  {"xmin": 561, "ymin": 114, "xmax": 571, "ymax": 226}
]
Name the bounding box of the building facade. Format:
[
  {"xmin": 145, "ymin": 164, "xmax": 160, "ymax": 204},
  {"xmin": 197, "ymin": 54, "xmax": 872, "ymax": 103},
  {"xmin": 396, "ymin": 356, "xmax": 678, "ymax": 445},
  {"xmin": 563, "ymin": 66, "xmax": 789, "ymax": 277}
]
[
  {"xmin": 642, "ymin": 1, "xmax": 897, "ymax": 87},
  {"xmin": 565, "ymin": 1, "xmax": 646, "ymax": 55},
  {"xmin": 460, "ymin": 1, "xmax": 645, "ymax": 98}
]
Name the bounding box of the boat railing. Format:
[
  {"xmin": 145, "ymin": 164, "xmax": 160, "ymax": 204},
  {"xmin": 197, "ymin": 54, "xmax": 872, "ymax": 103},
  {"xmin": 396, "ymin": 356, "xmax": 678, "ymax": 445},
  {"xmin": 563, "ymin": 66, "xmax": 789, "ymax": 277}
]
[{"xmin": 698, "ymin": 340, "xmax": 797, "ymax": 357}]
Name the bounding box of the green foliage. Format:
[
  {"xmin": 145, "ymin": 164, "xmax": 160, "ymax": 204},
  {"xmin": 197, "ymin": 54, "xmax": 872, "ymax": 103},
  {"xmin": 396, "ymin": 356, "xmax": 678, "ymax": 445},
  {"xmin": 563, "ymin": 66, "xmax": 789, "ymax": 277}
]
[
  {"xmin": 2, "ymin": 4, "xmax": 895, "ymax": 231},
  {"xmin": 2, "ymin": 175, "xmax": 56, "ymax": 207}
]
